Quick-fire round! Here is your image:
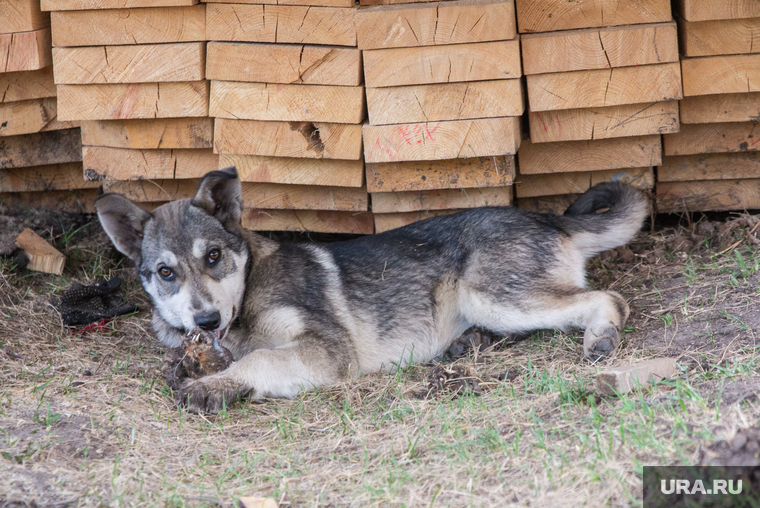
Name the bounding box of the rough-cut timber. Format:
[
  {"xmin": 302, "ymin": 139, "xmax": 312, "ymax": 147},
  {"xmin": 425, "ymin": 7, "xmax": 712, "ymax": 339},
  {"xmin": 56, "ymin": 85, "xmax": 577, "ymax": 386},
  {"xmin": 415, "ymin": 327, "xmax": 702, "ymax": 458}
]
[
  {"xmin": 206, "ymin": 43, "xmax": 362, "ymax": 86},
  {"xmin": 371, "ymin": 186, "xmax": 513, "ymax": 213},
  {"xmin": 675, "ymin": 0, "xmax": 760, "ymax": 22},
  {"xmin": 42, "ymin": 0, "xmax": 198, "ymax": 11},
  {"xmin": 238, "ymin": 183, "xmax": 367, "ymax": 211},
  {"xmin": 527, "ymin": 62, "xmax": 682, "ymax": 112},
  {"xmin": 529, "ymin": 102, "xmax": 679, "ymax": 143},
  {"xmin": 663, "ymin": 122, "xmax": 760, "ymax": 156},
  {"xmin": 590, "ymin": 167, "xmax": 655, "ymax": 189},
  {"xmin": 364, "ymin": 117, "xmax": 521, "ymax": 163},
  {"xmin": 517, "ymin": 136, "xmax": 662, "ymax": 175},
  {"xmin": 1, "ymin": 28, "xmax": 52, "ymax": 73},
  {"xmin": 53, "ymin": 43, "xmax": 205, "ymax": 84},
  {"xmin": 0, "ymin": 97, "xmax": 78, "ymax": 137},
  {"xmin": 83, "ymin": 147, "xmax": 218, "ymax": 180},
  {"xmin": 0, "ymin": 67, "xmax": 56, "ymax": 103},
  {"xmin": 51, "ymin": 6, "xmax": 206, "ymax": 47},
  {"xmin": 242, "ymin": 209, "xmax": 374, "ymax": 234},
  {"xmin": 102, "ymin": 178, "xmax": 198, "ymax": 201},
  {"xmin": 0, "ymin": 163, "xmax": 97, "ymax": 192},
  {"xmin": 366, "ymin": 80, "xmax": 522, "ymax": 125},
  {"xmin": 80, "ymin": 117, "xmax": 213, "ymax": 149},
  {"xmin": 16, "ymin": 229, "xmax": 65, "ymax": 275},
  {"xmin": 206, "ymin": 4, "xmax": 356, "ymax": 46},
  {"xmin": 205, "ymin": 0, "xmax": 354, "ymax": 7},
  {"xmin": 1, "ymin": 189, "xmax": 98, "ymax": 213},
  {"xmin": 214, "ymin": 119, "xmax": 363, "ymax": 160},
  {"xmin": 521, "ymin": 22, "xmax": 678, "ymax": 75},
  {"xmin": 515, "ymin": 167, "xmax": 653, "ymax": 197},
  {"xmin": 356, "ymin": 0, "xmax": 516, "ymax": 50},
  {"xmin": 657, "ymin": 179, "xmax": 760, "ymax": 213},
  {"xmin": 596, "ymin": 358, "xmax": 677, "ymax": 396},
  {"xmin": 659, "ymin": 153, "xmax": 760, "ymax": 182},
  {"xmin": 366, "ymin": 155, "xmax": 515, "ymax": 192},
  {"xmin": 679, "ymin": 18, "xmax": 760, "ymax": 57},
  {"xmin": 210, "ymin": 82, "xmax": 365, "ymax": 124},
  {"xmin": 374, "ymin": 209, "xmax": 461, "ymax": 233},
  {"xmin": 515, "ymin": 0, "xmax": 671, "ymax": 33},
  {"xmin": 0, "ymin": 129, "xmax": 82, "ymax": 169},
  {"xmin": 680, "ymin": 93, "xmax": 760, "ymax": 124},
  {"xmin": 57, "ymin": 82, "xmax": 209, "ymax": 121},
  {"xmin": 0, "ymin": 0, "xmax": 49, "ymax": 34},
  {"xmin": 681, "ymin": 55, "xmax": 760, "ymax": 96},
  {"xmin": 363, "ymin": 40, "xmax": 521, "ymax": 88},
  {"xmin": 516, "ymin": 194, "xmax": 578, "ymax": 214},
  {"xmin": 219, "ymin": 154, "xmax": 364, "ymax": 187}
]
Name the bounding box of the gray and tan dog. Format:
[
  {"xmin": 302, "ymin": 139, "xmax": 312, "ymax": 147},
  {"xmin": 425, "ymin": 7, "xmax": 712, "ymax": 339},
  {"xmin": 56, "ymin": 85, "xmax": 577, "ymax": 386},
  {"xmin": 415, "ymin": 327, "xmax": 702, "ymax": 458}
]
[{"xmin": 95, "ymin": 167, "xmax": 649, "ymax": 413}]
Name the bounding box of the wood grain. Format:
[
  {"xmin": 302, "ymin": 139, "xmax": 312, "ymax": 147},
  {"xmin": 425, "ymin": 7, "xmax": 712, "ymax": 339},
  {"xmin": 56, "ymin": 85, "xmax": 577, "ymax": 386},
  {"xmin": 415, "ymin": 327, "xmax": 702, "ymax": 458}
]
[
  {"xmin": 657, "ymin": 179, "xmax": 760, "ymax": 213},
  {"xmin": 659, "ymin": 153, "xmax": 760, "ymax": 182},
  {"xmin": 515, "ymin": 167, "xmax": 653, "ymax": 197},
  {"xmin": 0, "ymin": 67, "xmax": 56, "ymax": 103},
  {"xmin": 0, "ymin": 28, "xmax": 52, "ymax": 73},
  {"xmin": 675, "ymin": 0, "xmax": 760, "ymax": 22},
  {"xmin": 679, "ymin": 17, "xmax": 760, "ymax": 57},
  {"xmin": 0, "ymin": 97, "xmax": 79, "ymax": 137},
  {"xmin": 515, "ymin": 0, "xmax": 671, "ymax": 33},
  {"xmin": 680, "ymin": 93, "xmax": 760, "ymax": 124},
  {"xmin": 82, "ymin": 147, "xmax": 218, "ymax": 180},
  {"xmin": 42, "ymin": 0, "xmax": 197, "ymax": 10},
  {"xmin": 663, "ymin": 122, "xmax": 760, "ymax": 156},
  {"xmin": 242, "ymin": 209, "xmax": 374, "ymax": 234},
  {"xmin": 371, "ymin": 186, "xmax": 513, "ymax": 213},
  {"xmin": 219, "ymin": 154, "xmax": 364, "ymax": 187},
  {"xmin": 0, "ymin": 189, "xmax": 98, "ymax": 213},
  {"xmin": 681, "ymin": 55, "xmax": 760, "ymax": 96},
  {"xmin": 0, "ymin": 163, "xmax": 97, "ymax": 192},
  {"xmin": 0, "ymin": 0, "xmax": 49, "ymax": 34},
  {"xmin": 0, "ymin": 129, "xmax": 83, "ymax": 169},
  {"xmin": 81, "ymin": 117, "xmax": 213, "ymax": 149}
]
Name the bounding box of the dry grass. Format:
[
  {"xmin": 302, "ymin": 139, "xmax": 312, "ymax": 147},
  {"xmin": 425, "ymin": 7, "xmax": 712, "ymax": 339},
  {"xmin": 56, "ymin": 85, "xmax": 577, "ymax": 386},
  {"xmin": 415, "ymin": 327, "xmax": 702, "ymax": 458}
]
[{"xmin": 2, "ymin": 213, "xmax": 760, "ymax": 507}]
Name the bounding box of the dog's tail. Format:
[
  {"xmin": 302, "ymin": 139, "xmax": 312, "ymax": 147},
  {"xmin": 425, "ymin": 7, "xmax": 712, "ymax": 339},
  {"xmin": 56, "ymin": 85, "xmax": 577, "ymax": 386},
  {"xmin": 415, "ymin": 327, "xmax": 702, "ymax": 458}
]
[{"xmin": 561, "ymin": 182, "xmax": 650, "ymax": 259}]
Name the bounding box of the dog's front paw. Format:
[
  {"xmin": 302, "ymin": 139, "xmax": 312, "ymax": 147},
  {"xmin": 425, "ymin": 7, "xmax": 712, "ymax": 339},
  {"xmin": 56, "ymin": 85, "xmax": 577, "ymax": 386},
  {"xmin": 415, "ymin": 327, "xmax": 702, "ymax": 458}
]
[
  {"xmin": 584, "ymin": 326, "xmax": 620, "ymax": 362},
  {"xmin": 176, "ymin": 376, "xmax": 241, "ymax": 414}
]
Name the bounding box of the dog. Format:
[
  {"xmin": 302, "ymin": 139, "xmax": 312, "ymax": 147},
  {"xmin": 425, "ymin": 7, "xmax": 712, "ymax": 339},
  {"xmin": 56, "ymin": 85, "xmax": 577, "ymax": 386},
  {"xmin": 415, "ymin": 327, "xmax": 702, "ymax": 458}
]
[{"xmin": 95, "ymin": 167, "xmax": 649, "ymax": 413}]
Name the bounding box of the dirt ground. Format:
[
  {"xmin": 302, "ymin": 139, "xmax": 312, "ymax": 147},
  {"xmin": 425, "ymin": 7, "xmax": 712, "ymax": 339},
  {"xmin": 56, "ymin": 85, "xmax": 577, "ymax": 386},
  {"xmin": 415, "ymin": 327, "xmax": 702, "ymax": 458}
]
[{"xmin": 2, "ymin": 201, "xmax": 760, "ymax": 507}]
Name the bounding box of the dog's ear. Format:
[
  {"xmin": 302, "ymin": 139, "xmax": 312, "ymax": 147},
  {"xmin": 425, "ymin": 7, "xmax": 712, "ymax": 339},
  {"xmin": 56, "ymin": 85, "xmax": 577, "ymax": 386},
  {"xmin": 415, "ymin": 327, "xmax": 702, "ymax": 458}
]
[
  {"xmin": 191, "ymin": 166, "xmax": 243, "ymax": 229},
  {"xmin": 94, "ymin": 193, "xmax": 152, "ymax": 264}
]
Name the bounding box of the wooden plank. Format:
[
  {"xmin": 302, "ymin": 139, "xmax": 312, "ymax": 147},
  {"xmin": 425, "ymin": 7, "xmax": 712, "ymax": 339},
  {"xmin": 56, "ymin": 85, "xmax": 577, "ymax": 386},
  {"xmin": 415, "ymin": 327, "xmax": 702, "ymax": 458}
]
[
  {"xmin": 675, "ymin": 0, "xmax": 760, "ymax": 22},
  {"xmin": 0, "ymin": 67, "xmax": 56, "ymax": 103},
  {"xmin": 42, "ymin": 0, "xmax": 198, "ymax": 11},
  {"xmin": 0, "ymin": 162, "xmax": 98, "ymax": 192},
  {"xmin": 679, "ymin": 18, "xmax": 760, "ymax": 58},
  {"xmin": 214, "ymin": 119, "xmax": 362, "ymax": 160},
  {"xmin": 371, "ymin": 186, "xmax": 512, "ymax": 213},
  {"xmin": 597, "ymin": 358, "xmax": 677, "ymax": 396},
  {"xmin": 0, "ymin": 28, "xmax": 51, "ymax": 73},
  {"xmin": 521, "ymin": 22, "xmax": 678, "ymax": 75},
  {"xmin": 516, "ymin": 194, "xmax": 579, "ymax": 214},
  {"xmin": 210, "ymin": 81, "xmax": 365, "ymax": 124},
  {"xmin": 366, "ymin": 155, "xmax": 514, "ymax": 192},
  {"xmin": 80, "ymin": 117, "xmax": 213, "ymax": 149},
  {"xmin": 527, "ymin": 62, "xmax": 682, "ymax": 112},
  {"xmin": 374, "ymin": 209, "xmax": 461, "ymax": 233},
  {"xmin": 363, "ymin": 40, "xmax": 520, "ymax": 88},
  {"xmin": 517, "ymin": 136, "xmax": 662, "ymax": 175},
  {"xmin": 206, "ymin": 0, "xmax": 353, "ymax": 6},
  {"xmin": 53, "ymin": 43, "xmax": 205, "ymax": 84},
  {"xmin": 364, "ymin": 117, "xmax": 521, "ymax": 163},
  {"xmin": 102, "ymin": 178, "xmax": 199, "ymax": 201},
  {"xmin": 515, "ymin": 167, "xmax": 654, "ymax": 198},
  {"xmin": 657, "ymin": 179, "xmax": 760, "ymax": 213},
  {"xmin": 680, "ymin": 93, "xmax": 760, "ymax": 124},
  {"xmin": 206, "ymin": 43, "xmax": 362, "ymax": 86},
  {"xmin": 0, "ymin": 0, "xmax": 49, "ymax": 34},
  {"xmin": 242, "ymin": 209, "xmax": 374, "ymax": 234},
  {"xmin": 663, "ymin": 122, "xmax": 760, "ymax": 156},
  {"xmin": 16, "ymin": 228, "xmax": 65, "ymax": 275},
  {"xmin": 50, "ymin": 6, "xmax": 206, "ymax": 47},
  {"xmin": 356, "ymin": 0, "xmax": 516, "ymax": 50},
  {"xmin": 207, "ymin": 4, "xmax": 356, "ymax": 46},
  {"xmin": 0, "ymin": 189, "xmax": 98, "ymax": 213},
  {"xmin": 528, "ymin": 101, "xmax": 680, "ymax": 143},
  {"xmin": 219, "ymin": 154, "xmax": 364, "ymax": 187},
  {"xmin": 682, "ymin": 55, "xmax": 760, "ymax": 97},
  {"xmin": 0, "ymin": 128, "xmax": 82, "ymax": 169},
  {"xmin": 366, "ymin": 79, "xmax": 522, "ymax": 125},
  {"xmin": 0, "ymin": 97, "xmax": 79, "ymax": 136},
  {"xmin": 515, "ymin": 0, "xmax": 671, "ymax": 33},
  {"xmin": 82, "ymin": 146, "xmax": 218, "ymax": 180},
  {"xmin": 658, "ymin": 153, "xmax": 760, "ymax": 182},
  {"xmin": 57, "ymin": 81, "xmax": 209, "ymax": 121},
  {"xmin": 240, "ymin": 183, "xmax": 367, "ymax": 210}
]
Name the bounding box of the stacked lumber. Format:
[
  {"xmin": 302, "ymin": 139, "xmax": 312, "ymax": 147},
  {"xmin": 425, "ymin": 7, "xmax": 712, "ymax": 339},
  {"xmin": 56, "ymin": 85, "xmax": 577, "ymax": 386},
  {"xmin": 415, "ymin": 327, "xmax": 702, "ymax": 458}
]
[
  {"xmin": 205, "ymin": 0, "xmax": 372, "ymax": 234},
  {"xmin": 658, "ymin": 0, "xmax": 760, "ymax": 212},
  {"xmin": 515, "ymin": 0, "xmax": 679, "ymax": 213},
  {"xmin": 44, "ymin": 0, "xmax": 212, "ymax": 214},
  {"xmin": 357, "ymin": 0, "xmax": 522, "ymax": 233},
  {"xmin": 0, "ymin": 0, "xmax": 89, "ymax": 212}
]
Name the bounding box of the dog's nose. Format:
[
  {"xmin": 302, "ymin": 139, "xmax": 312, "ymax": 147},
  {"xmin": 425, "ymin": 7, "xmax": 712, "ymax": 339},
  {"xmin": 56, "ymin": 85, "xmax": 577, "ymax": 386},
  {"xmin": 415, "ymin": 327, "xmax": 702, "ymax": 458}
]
[{"xmin": 194, "ymin": 311, "xmax": 221, "ymax": 331}]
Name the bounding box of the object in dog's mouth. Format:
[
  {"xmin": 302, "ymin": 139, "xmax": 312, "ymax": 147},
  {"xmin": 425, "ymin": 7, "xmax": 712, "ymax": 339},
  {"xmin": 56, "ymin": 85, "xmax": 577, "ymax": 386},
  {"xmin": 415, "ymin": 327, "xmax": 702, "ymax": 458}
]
[{"xmin": 164, "ymin": 328, "xmax": 233, "ymax": 389}]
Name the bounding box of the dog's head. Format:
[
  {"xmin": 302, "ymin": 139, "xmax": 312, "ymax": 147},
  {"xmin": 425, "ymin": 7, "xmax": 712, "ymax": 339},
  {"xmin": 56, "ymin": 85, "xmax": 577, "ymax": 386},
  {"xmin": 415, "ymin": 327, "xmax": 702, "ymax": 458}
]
[{"xmin": 95, "ymin": 167, "xmax": 249, "ymax": 344}]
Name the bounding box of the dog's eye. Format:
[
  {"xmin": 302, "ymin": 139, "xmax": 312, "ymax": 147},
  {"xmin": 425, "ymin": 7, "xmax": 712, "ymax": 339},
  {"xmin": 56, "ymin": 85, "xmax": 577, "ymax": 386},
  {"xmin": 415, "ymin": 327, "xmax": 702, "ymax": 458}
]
[
  {"xmin": 208, "ymin": 248, "xmax": 221, "ymax": 264},
  {"xmin": 158, "ymin": 267, "xmax": 174, "ymax": 280}
]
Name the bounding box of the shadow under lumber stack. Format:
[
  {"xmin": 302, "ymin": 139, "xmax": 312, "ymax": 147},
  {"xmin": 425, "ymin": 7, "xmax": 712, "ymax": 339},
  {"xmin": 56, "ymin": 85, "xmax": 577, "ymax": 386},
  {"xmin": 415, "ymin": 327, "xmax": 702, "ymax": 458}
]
[
  {"xmin": 357, "ymin": 0, "xmax": 522, "ymax": 233},
  {"xmin": 46, "ymin": 0, "xmax": 213, "ymax": 212},
  {"xmin": 0, "ymin": 0, "xmax": 88, "ymax": 212},
  {"xmin": 658, "ymin": 0, "xmax": 760, "ymax": 213},
  {"xmin": 206, "ymin": 0, "xmax": 372, "ymax": 234},
  {"xmin": 515, "ymin": 0, "xmax": 679, "ymax": 213}
]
